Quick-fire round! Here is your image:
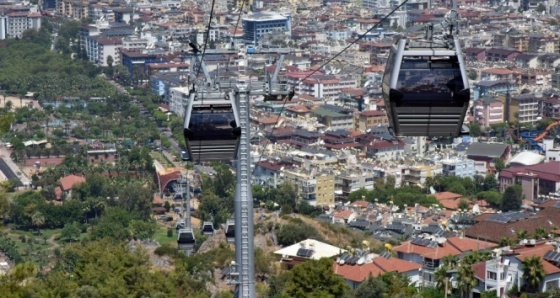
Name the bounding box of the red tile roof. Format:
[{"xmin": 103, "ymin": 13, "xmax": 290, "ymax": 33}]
[
  {"xmin": 394, "ymin": 241, "xmax": 461, "ymax": 260},
  {"xmin": 513, "ymin": 243, "xmax": 560, "ymax": 275},
  {"xmin": 446, "ymin": 237, "xmax": 497, "ymax": 252},
  {"xmin": 333, "ymin": 257, "xmax": 421, "ymax": 282},
  {"xmin": 59, "ymin": 175, "xmax": 86, "ymax": 191},
  {"xmin": 472, "ymin": 261, "xmax": 486, "ymax": 280}
]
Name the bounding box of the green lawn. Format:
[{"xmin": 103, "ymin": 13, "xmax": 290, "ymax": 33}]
[{"xmin": 153, "ymin": 226, "xmax": 177, "ymax": 247}]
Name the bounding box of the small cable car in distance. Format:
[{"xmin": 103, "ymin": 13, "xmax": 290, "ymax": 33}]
[
  {"xmin": 183, "ymin": 91, "xmax": 241, "ymax": 163},
  {"xmin": 382, "ymin": 10, "xmax": 470, "ymax": 137}
]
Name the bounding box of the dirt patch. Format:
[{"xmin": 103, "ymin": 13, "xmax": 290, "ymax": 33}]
[
  {"xmin": 0, "ymin": 97, "xmax": 41, "ymax": 110},
  {"xmin": 24, "ymin": 157, "xmax": 65, "ymax": 167}
]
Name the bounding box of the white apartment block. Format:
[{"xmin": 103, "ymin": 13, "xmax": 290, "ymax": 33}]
[
  {"xmin": 0, "ymin": 10, "xmax": 41, "ymax": 40},
  {"xmin": 169, "ymin": 87, "xmax": 190, "ymax": 117}
]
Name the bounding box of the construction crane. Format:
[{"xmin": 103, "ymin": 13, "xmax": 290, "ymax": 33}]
[{"xmin": 183, "ymin": 47, "xmax": 293, "ymax": 298}]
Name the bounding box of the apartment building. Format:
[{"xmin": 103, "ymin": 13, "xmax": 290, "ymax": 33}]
[
  {"xmin": 336, "ymin": 170, "xmax": 375, "ymax": 197},
  {"xmin": 499, "ymin": 162, "xmax": 560, "ymax": 201},
  {"xmin": 0, "ymin": 9, "xmax": 41, "ymax": 40},
  {"xmin": 403, "ymin": 164, "xmax": 442, "ymax": 186},
  {"xmin": 283, "ymin": 168, "xmax": 335, "ymax": 206},
  {"xmin": 354, "ymin": 110, "xmax": 389, "ymax": 132},
  {"xmin": 57, "ymin": 0, "xmax": 89, "ymax": 19},
  {"xmin": 242, "ymin": 12, "xmax": 291, "ymax": 45},
  {"xmin": 298, "ymin": 75, "xmax": 357, "ymax": 100},
  {"xmin": 473, "ymin": 97, "xmax": 504, "ymax": 128},
  {"xmin": 441, "ymin": 158, "xmax": 476, "ymax": 178},
  {"xmin": 87, "ymin": 37, "xmax": 122, "ymax": 66},
  {"xmin": 168, "ymin": 87, "xmax": 190, "ymax": 117},
  {"xmin": 508, "ymin": 94, "xmax": 541, "ymax": 126},
  {"xmin": 312, "ymin": 105, "xmax": 354, "ymax": 130}
]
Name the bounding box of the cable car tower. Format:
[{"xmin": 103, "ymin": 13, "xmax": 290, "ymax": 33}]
[
  {"xmin": 382, "ymin": 0, "xmax": 470, "ymax": 137},
  {"xmin": 183, "ymin": 47, "xmax": 293, "ymax": 298}
]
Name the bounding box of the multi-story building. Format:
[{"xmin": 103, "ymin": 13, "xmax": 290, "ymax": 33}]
[
  {"xmin": 312, "ymin": 104, "xmax": 354, "ymax": 130},
  {"xmin": 508, "ymin": 94, "xmax": 541, "ymax": 126},
  {"xmin": 242, "ymin": 12, "xmax": 291, "ymax": 45},
  {"xmin": 297, "ymin": 75, "xmax": 357, "ymax": 100},
  {"xmin": 168, "ymin": 87, "xmax": 190, "ymax": 117},
  {"xmin": 0, "ymin": 9, "xmax": 41, "ymax": 40},
  {"xmin": 354, "ymin": 110, "xmax": 389, "ymax": 132},
  {"xmin": 57, "ymin": 0, "xmax": 88, "ymax": 19},
  {"xmin": 284, "ymin": 168, "xmax": 335, "ymax": 206},
  {"xmin": 336, "ymin": 170, "xmax": 375, "ymax": 197},
  {"xmin": 150, "ymin": 71, "xmax": 189, "ymax": 100},
  {"xmin": 441, "ymin": 158, "xmax": 476, "ymax": 178},
  {"xmin": 403, "ymin": 164, "xmax": 442, "ymax": 186},
  {"xmin": 541, "ymin": 95, "xmax": 560, "ymax": 119},
  {"xmin": 473, "ymin": 97, "xmax": 504, "ymax": 128},
  {"xmin": 95, "ymin": 37, "xmax": 122, "ymax": 66},
  {"xmin": 499, "ymin": 161, "xmax": 560, "ymax": 201}
]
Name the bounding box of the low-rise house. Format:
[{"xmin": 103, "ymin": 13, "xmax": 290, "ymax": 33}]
[
  {"xmin": 465, "ymin": 206, "xmax": 560, "ymax": 244},
  {"xmin": 56, "ymin": 174, "xmax": 86, "ymax": 200},
  {"xmin": 466, "ymin": 142, "xmax": 510, "ymax": 172},
  {"xmin": 471, "ymin": 242, "xmax": 560, "ymax": 296},
  {"xmin": 394, "ymin": 236, "xmax": 497, "ymax": 287},
  {"xmin": 431, "ymin": 192, "xmax": 464, "ymax": 211},
  {"xmin": 333, "ymin": 255, "xmax": 422, "ymax": 289},
  {"xmin": 274, "ymin": 238, "xmax": 347, "ymax": 268}
]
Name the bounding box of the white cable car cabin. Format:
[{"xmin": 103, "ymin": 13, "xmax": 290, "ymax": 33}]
[
  {"xmin": 183, "ymin": 92, "xmax": 240, "ymax": 163},
  {"xmin": 382, "ymin": 35, "xmax": 470, "ymax": 137},
  {"xmin": 225, "ymin": 218, "xmax": 235, "ymax": 244},
  {"xmin": 177, "ymin": 227, "xmax": 196, "ymax": 249}
]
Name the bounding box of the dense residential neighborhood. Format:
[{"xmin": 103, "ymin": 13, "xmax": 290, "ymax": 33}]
[{"xmin": 0, "ymin": 0, "xmax": 559, "ymax": 297}]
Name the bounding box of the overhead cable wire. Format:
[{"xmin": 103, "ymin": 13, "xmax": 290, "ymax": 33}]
[
  {"xmin": 223, "ymin": 0, "xmax": 246, "ymax": 77},
  {"xmin": 194, "ymin": 0, "xmax": 217, "ymax": 80},
  {"xmin": 251, "ymin": 1, "xmax": 410, "ymax": 175}
]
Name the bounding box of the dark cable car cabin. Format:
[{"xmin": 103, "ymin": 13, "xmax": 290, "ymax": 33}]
[
  {"xmin": 183, "ymin": 92, "xmax": 240, "ymax": 163},
  {"xmin": 382, "ymin": 36, "xmax": 470, "ymax": 137},
  {"xmin": 202, "ymin": 221, "xmax": 215, "ymax": 236},
  {"xmin": 177, "ymin": 227, "xmax": 195, "ymax": 250},
  {"xmin": 225, "ymin": 219, "xmax": 235, "ymax": 243}
]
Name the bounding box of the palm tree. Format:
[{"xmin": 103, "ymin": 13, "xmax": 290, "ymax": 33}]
[
  {"xmin": 522, "ymin": 256, "xmax": 545, "ymax": 293},
  {"xmin": 517, "ymin": 230, "xmax": 528, "ymax": 242},
  {"xmin": 533, "ymin": 227, "xmax": 547, "ymax": 240},
  {"xmin": 31, "ymin": 211, "xmax": 45, "ymax": 234},
  {"xmin": 434, "ymin": 266, "xmax": 450, "ymax": 292},
  {"xmin": 442, "ymin": 255, "xmax": 459, "ymax": 269},
  {"xmin": 499, "ymin": 237, "xmax": 513, "ymax": 247},
  {"xmin": 457, "ymin": 264, "xmax": 477, "ymax": 298}
]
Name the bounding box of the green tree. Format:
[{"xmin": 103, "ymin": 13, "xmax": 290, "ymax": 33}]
[
  {"xmin": 60, "ymin": 221, "xmax": 81, "ymax": 242},
  {"xmin": 276, "ymin": 221, "xmax": 322, "ymax": 246},
  {"xmin": 468, "ymin": 122, "xmax": 482, "ymax": 137},
  {"xmin": 533, "ymin": 227, "xmax": 547, "ymax": 239},
  {"xmin": 457, "ymin": 264, "xmax": 477, "ymax": 298},
  {"xmin": 483, "ymin": 173, "xmax": 498, "ymax": 191},
  {"xmin": 283, "ymin": 258, "xmax": 349, "ymax": 298},
  {"xmin": 458, "ymin": 199, "xmax": 470, "ymax": 211},
  {"xmin": 493, "ymin": 157, "xmax": 506, "ymax": 173},
  {"xmin": 106, "ymin": 55, "xmax": 114, "ymax": 68},
  {"xmin": 355, "ymin": 275, "xmax": 386, "ymax": 298},
  {"xmin": 522, "ymin": 256, "xmax": 545, "ymax": 293},
  {"xmin": 501, "ymin": 185, "xmax": 523, "ymax": 212}
]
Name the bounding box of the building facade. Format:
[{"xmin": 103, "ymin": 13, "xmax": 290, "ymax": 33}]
[{"xmin": 242, "ymin": 12, "xmax": 291, "ymax": 45}]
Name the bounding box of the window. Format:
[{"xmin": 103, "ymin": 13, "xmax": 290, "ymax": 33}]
[
  {"xmin": 546, "ymin": 280, "xmax": 559, "ymax": 291},
  {"xmin": 487, "ymin": 271, "xmax": 497, "ymax": 280}
]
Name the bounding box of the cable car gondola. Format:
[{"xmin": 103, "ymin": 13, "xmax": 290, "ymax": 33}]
[
  {"xmin": 382, "ymin": 18, "xmax": 470, "ymax": 137},
  {"xmin": 225, "ymin": 218, "xmax": 235, "ymax": 243},
  {"xmin": 202, "ymin": 221, "xmax": 215, "ymax": 236},
  {"xmin": 183, "ymin": 91, "xmax": 241, "ymax": 163},
  {"xmin": 177, "ymin": 227, "xmax": 196, "ymax": 251}
]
